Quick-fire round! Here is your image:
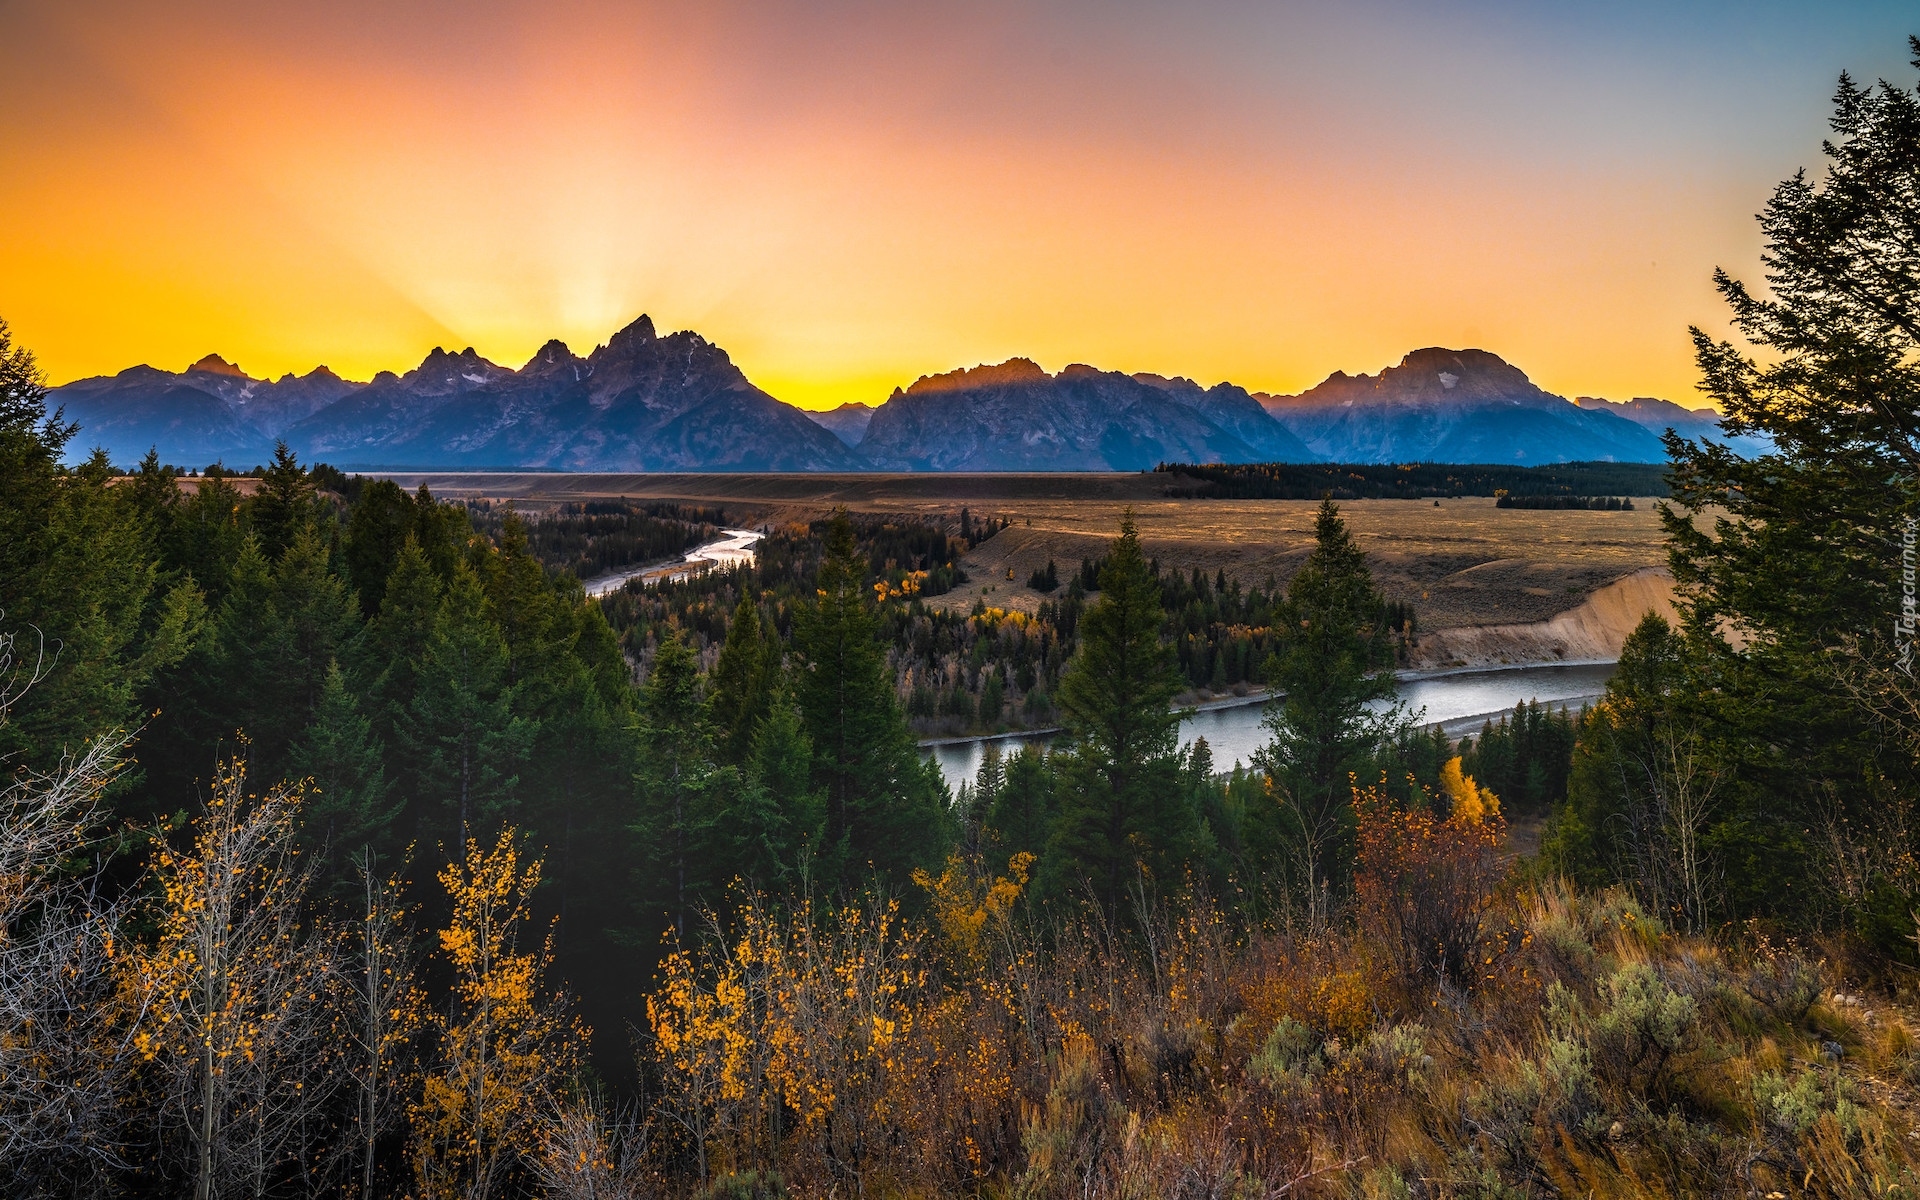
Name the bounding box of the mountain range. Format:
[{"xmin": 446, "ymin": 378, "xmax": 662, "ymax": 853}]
[{"xmin": 49, "ymin": 316, "xmax": 1758, "ymax": 471}]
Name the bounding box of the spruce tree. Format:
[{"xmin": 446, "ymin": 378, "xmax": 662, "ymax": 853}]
[
  {"xmin": 792, "ymin": 511, "xmax": 949, "ymax": 891},
  {"xmin": 343, "ymin": 479, "xmax": 418, "ymax": 617},
  {"xmin": 397, "ymin": 563, "xmax": 530, "ymax": 847},
  {"xmin": 984, "ymin": 743, "xmax": 1055, "ymax": 876},
  {"xmin": 707, "ymin": 597, "xmax": 775, "ymax": 765},
  {"xmin": 701, "ymin": 685, "xmax": 823, "ymax": 898},
  {"xmin": 249, "ymin": 441, "xmax": 315, "ymax": 562},
  {"xmin": 1659, "ymin": 38, "xmax": 1920, "ymax": 933},
  {"xmin": 291, "ymin": 660, "xmax": 401, "ymax": 887},
  {"xmin": 484, "ymin": 512, "xmax": 562, "ymax": 691},
  {"xmin": 634, "ymin": 633, "xmax": 722, "ymax": 940},
  {"xmin": 0, "ymin": 325, "xmax": 195, "ymax": 771},
  {"xmin": 1251, "ymin": 498, "xmax": 1402, "ymax": 905},
  {"xmin": 1044, "ymin": 512, "xmax": 1193, "ymax": 913},
  {"xmin": 362, "ymin": 537, "xmax": 441, "ymax": 750}
]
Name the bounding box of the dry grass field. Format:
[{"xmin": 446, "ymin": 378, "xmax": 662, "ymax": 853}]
[
  {"xmin": 916, "ymin": 496, "xmax": 1670, "ymax": 630},
  {"xmin": 382, "ymin": 473, "xmax": 1673, "ymax": 629}
]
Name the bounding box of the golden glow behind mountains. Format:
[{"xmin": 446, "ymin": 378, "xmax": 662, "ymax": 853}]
[{"xmin": 3, "ymin": 2, "xmax": 1909, "ymax": 408}]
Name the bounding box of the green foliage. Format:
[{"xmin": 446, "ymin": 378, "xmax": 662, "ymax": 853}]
[
  {"xmin": 792, "ymin": 512, "xmax": 950, "ymax": 893},
  {"xmin": 1251, "ymin": 498, "xmax": 1405, "ymax": 901},
  {"xmin": 1045, "ymin": 512, "xmax": 1196, "ymax": 911},
  {"xmin": 1459, "ymin": 700, "xmax": 1577, "ymax": 816},
  {"xmin": 249, "ymin": 441, "xmax": 317, "ymax": 561},
  {"xmin": 708, "ymin": 596, "xmax": 776, "ymax": 764},
  {"xmin": 0, "ymin": 333, "xmax": 198, "ymax": 771},
  {"xmin": 1653, "ymin": 40, "xmax": 1920, "ymax": 933},
  {"xmin": 290, "ymin": 659, "xmax": 401, "ymax": 887},
  {"xmin": 635, "ymin": 633, "xmax": 723, "ymax": 939},
  {"xmin": 343, "ymin": 478, "xmax": 418, "ymax": 616},
  {"xmin": 396, "ymin": 564, "xmax": 531, "ymax": 846}
]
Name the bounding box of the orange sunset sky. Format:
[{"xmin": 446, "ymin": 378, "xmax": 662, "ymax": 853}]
[{"xmin": 2, "ymin": 1, "xmax": 1915, "ymax": 408}]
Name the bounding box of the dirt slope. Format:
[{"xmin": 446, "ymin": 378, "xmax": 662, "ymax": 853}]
[{"xmin": 1406, "ymin": 568, "xmax": 1678, "ymax": 669}]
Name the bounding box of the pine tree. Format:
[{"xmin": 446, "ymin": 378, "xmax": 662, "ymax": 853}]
[
  {"xmin": 0, "ymin": 327, "xmax": 195, "ymax": 771},
  {"xmin": 1250, "ymin": 498, "xmax": 1403, "ymax": 906},
  {"xmin": 270, "ymin": 524, "xmax": 360, "ymax": 733},
  {"xmin": 739, "ymin": 687, "xmax": 826, "ymax": 890},
  {"xmin": 484, "ymin": 512, "xmax": 562, "ymax": 691},
  {"xmin": 1044, "ymin": 512, "xmax": 1193, "ymax": 913},
  {"xmin": 290, "ymin": 660, "xmax": 401, "ymax": 886},
  {"xmin": 707, "ymin": 597, "xmax": 775, "ymax": 764},
  {"xmin": 398, "ymin": 564, "xmax": 531, "ymax": 848},
  {"xmin": 343, "ymin": 478, "xmax": 420, "ymax": 617},
  {"xmin": 1659, "ymin": 38, "xmax": 1920, "ymax": 932},
  {"xmin": 792, "ymin": 511, "xmax": 949, "ymax": 891},
  {"xmin": 984, "ymin": 743, "xmax": 1055, "ymax": 876},
  {"xmin": 363, "ymin": 537, "xmax": 442, "ymax": 751},
  {"xmin": 249, "ymin": 441, "xmax": 315, "ymax": 562},
  {"xmin": 634, "ymin": 633, "xmax": 722, "ymax": 940}
]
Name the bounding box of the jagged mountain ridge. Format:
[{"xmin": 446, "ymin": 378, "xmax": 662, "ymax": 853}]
[
  {"xmin": 806, "ymin": 401, "xmax": 874, "ymax": 447},
  {"xmin": 51, "ymin": 357, "xmax": 359, "ymax": 465},
  {"xmin": 55, "ymin": 316, "xmax": 862, "ymax": 471},
  {"xmin": 1573, "ymin": 394, "xmax": 1773, "ymax": 458},
  {"xmin": 52, "ymin": 325, "xmax": 1744, "ymax": 471},
  {"xmin": 855, "ymin": 359, "xmax": 1318, "ymax": 470},
  {"xmin": 1257, "ymin": 348, "xmax": 1671, "ymax": 464}
]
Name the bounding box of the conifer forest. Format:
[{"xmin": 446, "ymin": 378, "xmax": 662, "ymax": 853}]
[{"xmin": 5, "ymin": 39, "xmax": 1920, "ymax": 1200}]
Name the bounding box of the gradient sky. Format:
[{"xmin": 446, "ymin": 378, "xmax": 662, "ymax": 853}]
[{"xmin": 2, "ymin": 2, "xmax": 1914, "ymax": 408}]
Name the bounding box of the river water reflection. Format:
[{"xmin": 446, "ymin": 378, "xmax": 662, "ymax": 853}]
[{"xmin": 925, "ymin": 661, "xmax": 1616, "ymax": 793}]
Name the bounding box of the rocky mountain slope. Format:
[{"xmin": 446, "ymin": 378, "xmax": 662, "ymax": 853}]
[
  {"xmin": 806, "ymin": 401, "xmax": 874, "ymax": 446},
  {"xmin": 856, "ymin": 359, "xmax": 1318, "ymax": 470},
  {"xmin": 54, "ymin": 326, "xmax": 1750, "ymax": 472},
  {"xmin": 52, "ymin": 355, "xmax": 358, "ymax": 466},
  {"xmin": 1573, "ymin": 394, "xmax": 1772, "ymax": 457},
  {"xmin": 57, "ymin": 317, "xmax": 861, "ymax": 471},
  {"xmin": 1258, "ymin": 348, "xmax": 1669, "ymax": 464}
]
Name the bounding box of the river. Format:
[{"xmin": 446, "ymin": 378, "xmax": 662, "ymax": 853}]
[
  {"xmin": 582, "ymin": 528, "xmax": 764, "ymax": 598},
  {"xmin": 924, "ymin": 660, "xmax": 1616, "ymax": 791}
]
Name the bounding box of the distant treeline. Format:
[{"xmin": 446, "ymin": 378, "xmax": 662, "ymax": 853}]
[
  {"xmin": 1155, "ymin": 460, "xmax": 1671, "ymax": 499},
  {"xmin": 1495, "ymin": 494, "xmax": 1635, "ymax": 510}
]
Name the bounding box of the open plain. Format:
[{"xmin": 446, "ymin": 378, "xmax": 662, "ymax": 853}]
[{"xmin": 382, "ymin": 472, "xmax": 1676, "ymax": 640}]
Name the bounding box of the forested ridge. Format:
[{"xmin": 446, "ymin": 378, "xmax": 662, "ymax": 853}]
[{"xmin": 3, "ymin": 40, "xmax": 1920, "ymax": 1200}]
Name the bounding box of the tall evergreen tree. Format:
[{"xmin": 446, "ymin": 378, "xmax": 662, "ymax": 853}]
[
  {"xmin": 485, "ymin": 513, "xmax": 563, "ymax": 691},
  {"xmin": 792, "ymin": 512, "xmax": 949, "ymax": 891},
  {"xmin": 634, "ymin": 633, "xmax": 722, "ymax": 940},
  {"xmin": 291, "ymin": 660, "xmax": 401, "ymax": 888},
  {"xmin": 271, "ymin": 524, "xmax": 361, "ymax": 735},
  {"xmin": 707, "ymin": 597, "xmax": 776, "ymax": 764},
  {"xmin": 397, "ymin": 564, "xmax": 530, "ymax": 847},
  {"xmin": 1251, "ymin": 498, "xmax": 1402, "ymax": 906},
  {"xmin": 362, "ymin": 537, "xmax": 442, "ymax": 750},
  {"xmin": 1044, "ymin": 513, "xmax": 1193, "ymax": 913},
  {"xmin": 343, "ymin": 479, "xmax": 418, "ymax": 617},
  {"xmin": 1657, "ymin": 39, "xmax": 1920, "ymax": 935},
  {"xmin": 0, "ymin": 322, "xmax": 199, "ymax": 771},
  {"xmin": 249, "ymin": 441, "xmax": 315, "ymax": 562},
  {"xmin": 984, "ymin": 743, "xmax": 1055, "ymax": 876}
]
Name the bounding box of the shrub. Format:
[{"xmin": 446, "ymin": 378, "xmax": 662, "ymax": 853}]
[
  {"xmin": 1587, "ymin": 962, "xmax": 1698, "ymax": 1094},
  {"xmin": 1248, "ymin": 1017, "xmax": 1324, "ymax": 1090},
  {"xmin": 1354, "ymin": 780, "xmax": 1507, "ymax": 991}
]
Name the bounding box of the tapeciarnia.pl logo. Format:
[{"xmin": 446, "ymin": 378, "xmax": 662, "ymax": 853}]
[{"xmin": 1899, "ymin": 515, "xmax": 1917, "ymax": 677}]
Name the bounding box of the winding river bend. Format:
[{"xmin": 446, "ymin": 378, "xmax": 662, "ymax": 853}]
[
  {"xmin": 925, "ymin": 661, "xmax": 1616, "ymax": 792},
  {"xmin": 582, "ymin": 528, "xmax": 764, "ymax": 597}
]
